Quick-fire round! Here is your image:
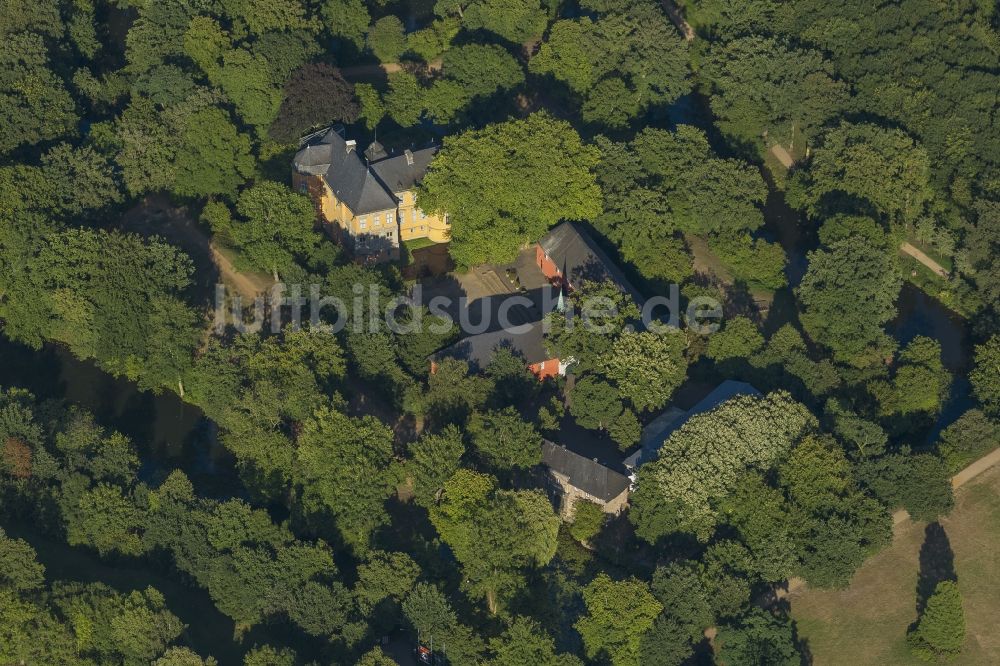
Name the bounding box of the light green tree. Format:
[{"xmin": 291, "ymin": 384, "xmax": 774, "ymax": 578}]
[
  {"xmin": 429, "ymin": 470, "xmax": 559, "ymax": 613},
  {"xmin": 631, "ymin": 392, "xmax": 816, "ymax": 541},
  {"xmin": 575, "ymin": 574, "xmax": 662, "ymax": 666},
  {"xmin": 295, "ymin": 407, "xmax": 398, "ymax": 551},
  {"xmin": 230, "ymin": 181, "xmax": 321, "ymax": 276},
  {"xmin": 418, "ymin": 113, "xmax": 601, "ymax": 266},
  {"xmin": 600, "ymin": 329, "xmax": 688, "ymax": 412},
  {"xmin": 797, "ymin": 237, "xmax": 901, "ymax": 367},
  {"xmin": 367, "ymin": 16, "xmax": 406, "ymax": 63}
]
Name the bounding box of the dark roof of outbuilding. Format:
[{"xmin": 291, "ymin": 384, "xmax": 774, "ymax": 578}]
[
  {"xmin": 370, "ymin": 146, "xmax": 438, "ymax": 193},
  {"xmin": 542, "ymin": 440, "xmax": 631, "ymax": 502},
  {"xmin": 292, "ymin": 128, "xmax": 398, "ymax": 215},
  {"xmin": 538, "ymin": 222, "xmax": 645, "ymax": 304},
  {"xmin": 431, "ymin": 319, "xmax": 551, "ymax": 369}
]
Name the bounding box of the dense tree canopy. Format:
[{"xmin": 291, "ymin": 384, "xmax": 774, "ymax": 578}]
[
  {"xmin": 797, "ymin": 237, "xmax": 902, "ymax": 367},
  {"xmin": 788, "ymin": 122, "xmax": 933, "ymax": 222},
  {"xmin": 0, "ymin": 0, "xmax": 992, "ymax": 661},
  {"xmin": 701, "ymin": 36, "xmax": 849, "ymax": 150}
]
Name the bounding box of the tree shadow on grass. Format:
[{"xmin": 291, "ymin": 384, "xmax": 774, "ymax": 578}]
[{"xmin": 910, "ymin": 521, "xmax": 957, "ymax": 629}]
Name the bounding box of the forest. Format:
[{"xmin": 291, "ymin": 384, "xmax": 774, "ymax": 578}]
[{"xmin": 0, "ymin": 0, "xmax": 998, "ymax": 664}]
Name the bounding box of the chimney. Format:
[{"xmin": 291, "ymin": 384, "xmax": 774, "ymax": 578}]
[
  {"xmin": 346, "ymin": 139, "xmax": 357, "ymax": 153},
  {"xmin": 404, "ymin": 149, "xmax": 414, "ymax": 166}
]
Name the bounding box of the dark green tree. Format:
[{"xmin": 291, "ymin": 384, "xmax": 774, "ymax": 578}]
[
  {"xmin": 270, "ymin": 63, "xmax": 359, "ymax": 142},
  {"xmin": 908, "ymin": 580, "xmax": 966, "ymax": 661},
  {"xmin": 467, "ymin": 408, "xmax": 542, "ymax": 470},
  {"xmin": 797, "ymin": 237, "xmax": 901, "ymax": 367},
  {"xmin": 970, "ymin": 336, "xmax": 1000, "ymax": 415},
  {"xmin": 715, "ymin": 609, "xmax": 800, "ymax": 666}
]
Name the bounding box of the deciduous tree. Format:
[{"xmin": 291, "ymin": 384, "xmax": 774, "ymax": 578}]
[
  {"xmin": 797, "ymin": 237, "xmax": 901, "ymax": 367},
  {"xmin": 575, "ymin": 574, "xmax": 662, "ymax": 666},
  {"xmin": 418, "ymin": 113, "xmax": 601, "ymax": 266},
  {"xmin": 970, "ymin": 335, "xmax": 1000, "ymax": 415},
  {"xmin": 270, "ymin": 63, "xmax": 359, "ymax": 142},
  {"xmin": 295, "ymin": 407, "xmax": 398, "ymax": 551},
  {"xmin": 467, "ymin": 408, "xmax": 542, "ymax": 470},
  {"xmin": 600, "ymin": 329, "xmax": 688, "ymax": 412},
  {"xmin": 788, "ymin": 122, "xmax": 932, "ymax": 222},
  {"xmin": 715, "ymin": 609, "xmax": 800, "ymax": 666},
  {"xmin": 429, "ymin": 470, "xmax": 559, "ymax": 612},
  {"xmin": 631, "ymin": 392, "xmax": 815, "ymax": 541}
]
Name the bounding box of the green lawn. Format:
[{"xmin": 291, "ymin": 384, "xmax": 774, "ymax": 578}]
[
  {"xmin": 790, "ymin": 465, "xmax": 1000, "ymax": 665},
  {"xmin": 403, "ymin": 236, "xmax": 441, "ymax": 252}
]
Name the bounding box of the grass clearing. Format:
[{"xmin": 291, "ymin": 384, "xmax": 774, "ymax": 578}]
[{"xmin": 790, "ymin": 464, "xmax": 1000, "ymax": 665}]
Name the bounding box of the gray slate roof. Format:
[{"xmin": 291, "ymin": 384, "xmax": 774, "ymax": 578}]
[
  {"xmin": 624, "ymin": 380, "xmax": 762, "ymax": 468},
  {"xmin": 292, "ymin": 128, "xmax": 404, "ymax": 215},
  {"xmin": 431, "ymin": 319, "xmax": 550, "ymax": 369},
  {"xmin": 538, "ymin": 223, "xmax": 645, "ymax": 304},
  {"xmin": 542, "ymin": 440, "xmax": 631, "ymax": 502},
  {"xmin": 370, "ymin": 146, "xmax": 438, "ymax": 193}
]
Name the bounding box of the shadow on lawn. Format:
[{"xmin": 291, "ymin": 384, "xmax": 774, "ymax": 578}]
[{"xmin": 912, "ymin": 522, "xmax": 958, "ymax": 625}]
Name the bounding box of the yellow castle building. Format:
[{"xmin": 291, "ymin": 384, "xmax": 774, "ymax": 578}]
[{"xmin": 292, "ymin": 127, "xmax": 449, "ymax": 262}]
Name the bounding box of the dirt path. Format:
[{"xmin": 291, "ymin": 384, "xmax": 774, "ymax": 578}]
[
  {"xmin": 210, "ymin": 245, "xmax": 272, "ymax": 301},
  {"xmin": 340, "ymin": 59, "xmax": 442, "ymax": 81},
  {"xmin": 122, "ymin": 195, "xmax": 273, "ymax": 302},
  {"xmin": 770, "ymin": 143, "xmax": 794, "ymax": 169},
  {"xmin": 779, "ymin": 444, "xmax": 1000, "ymax": 598},
  {"xmin": 660, "ymin": 0, "xmax": 695, "ymax": 41},
  {"xmin": 901, "ymin": 242, "xmax": 949, "ymax": 278}
]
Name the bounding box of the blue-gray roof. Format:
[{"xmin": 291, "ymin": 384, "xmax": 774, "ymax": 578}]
[
  {"xmin": 292, "ymin": 128, "xmax": 401, "ymax": 215},
  {"xmin": 624, "ymin": 380, "xmax": 762, "ymax": 468},
  {"xmin": 370, "ymin": 146, "xmax": 437, "ymax": 193}
]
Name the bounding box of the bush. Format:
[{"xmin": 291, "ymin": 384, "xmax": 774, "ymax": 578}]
[
  {"xmin": 568, "ymin": 499, "xmax": 606, "ymax": 544},
  {"xmin": 937, "ymin": 409, "xmax": 1000, "ymax": 472}
]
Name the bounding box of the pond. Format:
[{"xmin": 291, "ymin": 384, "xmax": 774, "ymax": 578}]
[
  {"xmin": 890, "ymin": 283, "xmax": 975, "ymax": 441},
  {"xmin": 0, "ymin": 331, "xmax": 273, "ymax": 662},
  {"xmin": 0, "ymin": 334, "xmax": 236, "ymax": 491},
  {"xmin": 756, "ymin": 177, "xmax": 974, "ymax": 441}
]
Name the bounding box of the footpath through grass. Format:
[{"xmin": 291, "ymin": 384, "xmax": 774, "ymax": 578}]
[{"xmin": 790, "ymin": 464, "xmax": 1000, "ymax": 665}]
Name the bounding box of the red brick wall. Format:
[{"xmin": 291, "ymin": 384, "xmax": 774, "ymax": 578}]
[{"xmin": 536, "ymin": 245, "xmax": 561, "ymax": 282}]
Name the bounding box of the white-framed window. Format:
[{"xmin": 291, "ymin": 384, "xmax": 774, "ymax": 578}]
[
  {"xmin": 359, "ymin": 217, "xmax": 367, "ymax": 230},
  {"xmin": 410, "ymin": 209, "xmax": 416, "ymax": 222}
]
